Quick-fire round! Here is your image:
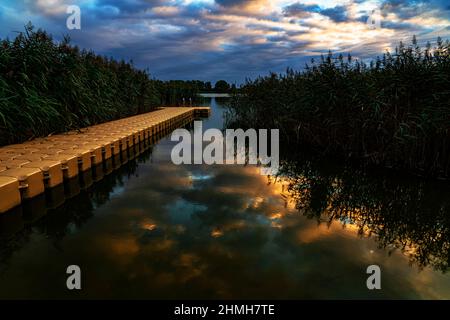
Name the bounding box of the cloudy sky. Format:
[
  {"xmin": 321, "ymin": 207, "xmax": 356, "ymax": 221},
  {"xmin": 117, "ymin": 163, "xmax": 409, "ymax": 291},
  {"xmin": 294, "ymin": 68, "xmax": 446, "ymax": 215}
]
[{"xmin": 0, "ymin": 0, "xmax": 449, "ymax": 83}]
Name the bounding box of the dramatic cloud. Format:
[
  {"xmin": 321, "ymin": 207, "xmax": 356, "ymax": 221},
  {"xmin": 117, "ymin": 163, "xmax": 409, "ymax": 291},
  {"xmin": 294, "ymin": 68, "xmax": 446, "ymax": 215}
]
[
  {"xmin": 283, "ymin": 3, "xmax": 321, "ymax": 17},
  {"xmin": 0, "ymin": 0, "xmax": 449, "ymax": 82},
  {"xmin": 320, "ymin": 5, "xmax": 350, "ymax": 22}
]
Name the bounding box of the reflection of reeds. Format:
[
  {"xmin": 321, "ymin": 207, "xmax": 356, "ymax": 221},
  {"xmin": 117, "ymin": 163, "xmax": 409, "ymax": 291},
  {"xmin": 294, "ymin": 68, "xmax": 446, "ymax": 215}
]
[
  {"xmin": 227, "ymin": 37, "xmax": 450, "ymax": 179},
  {"xmin": 279, "ymin": 156, "xmax": 450, "ymax": 272},
  {"xmin": 0, "ymin": 24, "xmax": 205, "ymax": 146}
]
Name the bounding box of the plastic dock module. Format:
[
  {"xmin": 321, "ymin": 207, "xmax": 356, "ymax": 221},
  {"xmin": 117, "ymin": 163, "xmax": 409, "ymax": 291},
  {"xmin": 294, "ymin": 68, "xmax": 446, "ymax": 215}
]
[
  {"xmin": 0, "ymin": 167, "xmax": 45, "ymax": 199},
  {"xmin": 44, "ymin": 153, "xmax": 79, "ymax": 179},
  {"xmin": 0, "ymin": 176, "xmax": 21, "ymax": 212},
  {"xmin": 0, "ymin": 106, "xmax": 210, "ymax": 213},
  {"xmin": 23, "ymin": 160, "xmax": 64, "ymax": 188}
]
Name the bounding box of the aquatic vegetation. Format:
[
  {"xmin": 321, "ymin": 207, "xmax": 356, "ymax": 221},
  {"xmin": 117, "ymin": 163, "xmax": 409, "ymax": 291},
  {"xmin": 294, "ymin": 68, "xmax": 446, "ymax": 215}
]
[
  {"xmin": 227, "ymin": 37, "xmax": 450, "ymax": 179},
  {"xmin": 0, "ymin": 24, "xmax": 205, "ymax": 146}
]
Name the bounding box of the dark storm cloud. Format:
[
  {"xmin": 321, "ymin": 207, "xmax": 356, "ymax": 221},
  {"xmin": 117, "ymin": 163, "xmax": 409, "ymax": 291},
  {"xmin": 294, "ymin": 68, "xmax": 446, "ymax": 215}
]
[
  {"xmin": 381, "ymin": 0, "xmax": 450, "ymax": 19},
  {"xmin": 283, "ymin": 2, "xmax": 350, "ymax": 23},
  {"xmin": 215, "ymin": 0, "xmax": 251, "ymax": 7},
  {"xmin": 283, "ymin": 3, "xmax": 321, "ymax": 18},
  {"xmin": 319, "ymin": 5, "xmax": 349, "ymax": 22},
  {"xmin": 96, "ymin": 0, "xmax": 160, "ymax": 10}
]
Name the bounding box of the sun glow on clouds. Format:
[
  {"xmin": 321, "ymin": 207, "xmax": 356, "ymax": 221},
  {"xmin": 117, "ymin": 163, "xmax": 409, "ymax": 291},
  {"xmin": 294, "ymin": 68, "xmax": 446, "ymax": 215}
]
[
  {"xmin": 1, "ymin": 0, "xmax": 449, "ymax": 81},
  {"xmin": 32, "ymin": 0, "xmax": 93, "ymax": 15},
  {"xmin": 152, "ymin": 6, "xmax": 182, "ymax": 16}
]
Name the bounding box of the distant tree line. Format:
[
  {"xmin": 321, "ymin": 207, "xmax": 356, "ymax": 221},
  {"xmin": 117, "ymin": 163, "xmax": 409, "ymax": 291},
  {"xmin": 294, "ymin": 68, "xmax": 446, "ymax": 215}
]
[
  {"xmin": 227, "ymin": 36, "xmax": 450, "ymax": 179},
  {"xmin": 209, "ymin": 80, "xmax": 237, "ymax": 93},
  {"xmin": 154, "ymin": 79, "xmax": 235, "ymax": 105}
]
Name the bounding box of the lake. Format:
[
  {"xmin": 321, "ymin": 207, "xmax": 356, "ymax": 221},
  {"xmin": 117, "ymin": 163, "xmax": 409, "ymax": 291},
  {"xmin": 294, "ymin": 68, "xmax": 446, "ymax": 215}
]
[{"xmin": 0, "ymin": 96, "xmax": 449, "ymax": 299}]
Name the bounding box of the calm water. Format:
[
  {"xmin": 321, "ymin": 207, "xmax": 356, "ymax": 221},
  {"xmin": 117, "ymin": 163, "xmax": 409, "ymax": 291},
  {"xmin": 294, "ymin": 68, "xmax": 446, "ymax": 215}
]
[{"xmin": 0, "ymin": 97, "xmax": 450, "ymax": 299}]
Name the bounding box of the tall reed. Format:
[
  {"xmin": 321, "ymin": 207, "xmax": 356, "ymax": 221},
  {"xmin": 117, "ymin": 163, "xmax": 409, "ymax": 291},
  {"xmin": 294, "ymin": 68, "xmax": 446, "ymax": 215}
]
[
  {"xmin": 227, "ymin": 37, "xmax": 450, "ymax": 179},
  {"xmin": 0, "ymin": 24, "xmax": 205, "ymax": 146}
]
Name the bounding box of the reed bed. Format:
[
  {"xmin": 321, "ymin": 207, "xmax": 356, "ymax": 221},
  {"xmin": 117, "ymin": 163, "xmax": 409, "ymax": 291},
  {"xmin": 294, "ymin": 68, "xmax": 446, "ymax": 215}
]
[
  {"xmin": 227, "ymin": 37, "xmax": 450, "ymax": 179},
  {"xmin": 0, "ymin": 24, "xmax": 203, "ymax": 146}
]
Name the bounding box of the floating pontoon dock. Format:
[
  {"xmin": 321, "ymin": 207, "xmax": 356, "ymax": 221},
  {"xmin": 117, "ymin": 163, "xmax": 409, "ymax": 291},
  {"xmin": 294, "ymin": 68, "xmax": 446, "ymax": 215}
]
[{"xmin": 0, "ymin": 107, "xmax": 210, "ymax": 213}]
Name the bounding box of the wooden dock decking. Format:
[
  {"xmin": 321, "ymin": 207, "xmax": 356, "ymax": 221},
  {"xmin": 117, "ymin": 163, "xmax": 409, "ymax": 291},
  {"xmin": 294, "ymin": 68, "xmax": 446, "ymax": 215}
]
[{"xmin": 0, "ymin": 107, "xmax": 210, "ymax": 213}]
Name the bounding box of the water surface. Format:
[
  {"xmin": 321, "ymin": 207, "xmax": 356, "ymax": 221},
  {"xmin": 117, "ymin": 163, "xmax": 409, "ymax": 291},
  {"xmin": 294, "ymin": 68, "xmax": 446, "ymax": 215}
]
[{"xmin": 0, "ymin": 97, "xmax": 449, "ymax": 299}]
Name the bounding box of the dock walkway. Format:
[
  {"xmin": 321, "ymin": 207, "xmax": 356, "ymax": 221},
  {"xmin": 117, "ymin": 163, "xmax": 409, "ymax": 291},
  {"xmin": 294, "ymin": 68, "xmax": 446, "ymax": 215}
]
[{"xmin": 0, "ymin": 107, "xmax": 210, "ymax": 213}]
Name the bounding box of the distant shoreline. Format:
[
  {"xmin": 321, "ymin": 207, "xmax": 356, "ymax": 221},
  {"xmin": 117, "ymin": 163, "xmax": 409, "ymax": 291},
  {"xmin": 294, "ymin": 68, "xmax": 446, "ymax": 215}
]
[{"xmin": 199, "ymin": 93, "xmax": 231, "ymax": 98}]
